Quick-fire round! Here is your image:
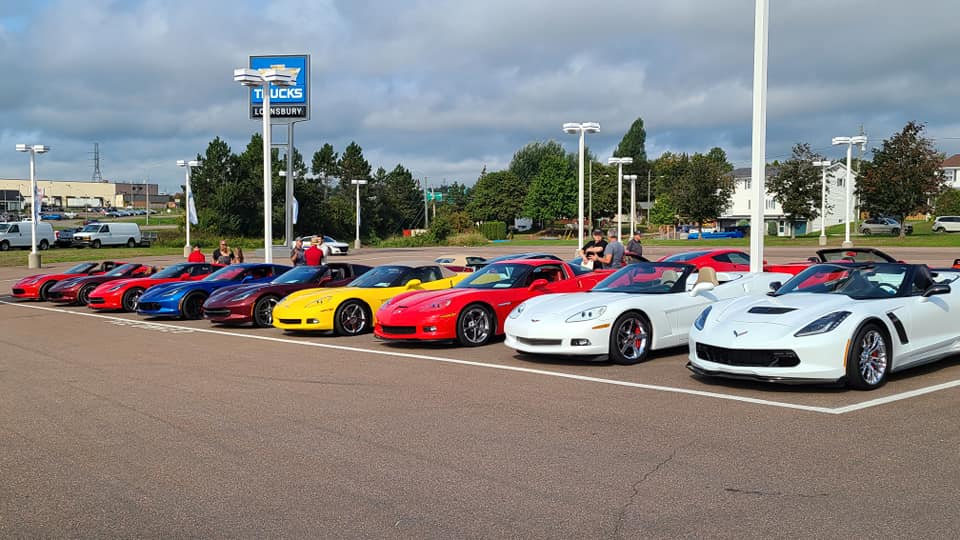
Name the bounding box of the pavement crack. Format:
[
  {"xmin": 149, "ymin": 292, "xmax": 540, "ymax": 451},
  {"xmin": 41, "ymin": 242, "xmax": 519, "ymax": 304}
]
[
  {"xmin": 724, "ymin": 487, "xmax": 830, "ymax": 498},
  {"xmin": 613, "ymin": 444, "xmax": 685, "ymax": 538}
]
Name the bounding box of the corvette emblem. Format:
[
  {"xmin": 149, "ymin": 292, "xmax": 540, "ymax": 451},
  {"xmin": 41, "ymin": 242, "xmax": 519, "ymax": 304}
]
[
  {"xmin": 531, "ymin": 319, "xmax": 540, "ymax": 323},
  {"xmin": 734, "ymin": 329, "xmax": 748, "ymax": 337}
]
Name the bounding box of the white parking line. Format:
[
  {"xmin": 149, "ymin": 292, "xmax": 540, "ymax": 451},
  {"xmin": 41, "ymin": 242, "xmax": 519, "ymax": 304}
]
[{"xmin": 2, "ymin": 299, "xmax": 957, "ymax": 415}]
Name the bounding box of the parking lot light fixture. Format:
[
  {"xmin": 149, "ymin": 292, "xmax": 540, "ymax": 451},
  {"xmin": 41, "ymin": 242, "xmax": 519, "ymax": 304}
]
[
  {"xmin": 832, "ymin": 136, "xmax": 867, "ymax": 248},
  {"xmin": 234, "ymin": 67, "xmax": 295, "ymax": 263},
  {"xmin": 563, "ymin": 122, "xmax": 600, "ymax": 253},
  {"xmin": 812, "ymin": 160, "xmax": 832, "ymax": 245},
  {"xmin": 608, "ymin": 157, "xmax": 633, "ymax": 241},
  {"xmin": 16, "ymin": 143, "xmax": 49, "ymax": 269}
]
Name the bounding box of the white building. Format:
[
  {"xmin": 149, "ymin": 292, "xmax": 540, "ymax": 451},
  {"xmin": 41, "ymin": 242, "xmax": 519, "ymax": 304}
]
[
  {"xmin": 719, "ymin": 164, "xmax": 857, "ymax": 236},
  {"xmin": 941, "ymin": 154, "xmax": 960, "ymax": 188}
]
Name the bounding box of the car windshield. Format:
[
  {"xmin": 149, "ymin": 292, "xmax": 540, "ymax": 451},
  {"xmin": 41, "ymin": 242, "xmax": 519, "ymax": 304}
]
[
  {"xmin": 348, "ymin": 265, "xmax": 415, "ymax": 288},
  {"xmin": 106, "ymin": 264, "xmax": 140, "ymax": 277},
  {"xmin": 81, "ymin": 224, "xmax": 101, "ymax": 232},
  {"xmin": 202, "ymin": 266, "xmax": 247, "ymax": 281},
  {"xmin": 455, "ymin": 263, "xmax": 535, "ymax": 289},
  {"xmin": 0, "ymin": 224, "xmax": 10, "ymax": 232},
  {"xmin": 819, "ymin": 250, "xmax": 895, "ymax": 263},
  {"xmin": 774, "ymin": 264, "xmax": 908, "ymax": 299},
  {"xmin": 272, "ymin": 265, "xmax": 327, "ymax": 284},
  {"xmin": 662, "ymin": 250, "xmax": 711, "ymax": 262},
  {"xmin": 590, "ymin": 263, "xmax": 692, "ymax": 294},
  {"xmin": 65, "ymin": 262, "xmax": 97, "ymax": 274},
  {"xmin": 152, "ymin": 263, "xmax": 193, "ymax": 279}
]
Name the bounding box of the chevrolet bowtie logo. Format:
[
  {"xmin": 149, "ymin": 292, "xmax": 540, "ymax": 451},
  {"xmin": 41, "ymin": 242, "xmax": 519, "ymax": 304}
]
[
  {"xmin": 531, "ymin": 319, "xmax": 540, "ymax": 323},
  {"xmin": 259, "ymin": 64, "xmax": 301, "ymax": 79},
  {"xmin": 734, "ymin": 329, "xmax": 748, "ymax": 337}
]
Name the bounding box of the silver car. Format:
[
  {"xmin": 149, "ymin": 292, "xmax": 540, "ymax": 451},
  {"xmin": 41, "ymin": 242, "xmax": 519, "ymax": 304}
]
[
  {"xmin": 859, "ymin": 217, "xmax": 913, "ymax": 235},
  {"xmin": 932, "ymin": 216, "xmax": 960, "ymax": 233}
]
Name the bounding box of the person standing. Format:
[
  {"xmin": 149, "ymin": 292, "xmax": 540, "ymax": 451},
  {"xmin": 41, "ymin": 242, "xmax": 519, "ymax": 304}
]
[
  {"xmin": 625, "ymin": 230, "xmax": 645, "ymax": 263},
  {"xmin": 599, "ymin": 229, "xmax": 626, "ymax": 269},
  {"xmin": 579, "ymin": 229, "xmax": 608, "ymax": 269},
  {"xmin": 304, "ymin": 237, "xmax": 323, "ymax": 266},
  {"xmin": 289, "ymin": 237, "xmax": 306, "ymax": 266},
  {"xmin": 212, "ymin": 240, "xmax": 234, "ymax": 265},
  {"xmin": 187, "ymin": 244, "xmax": 205, "ymax": 263},
  {"xmin": 318, "ymin": 235, "xmax": 331, "ymax": 265},
  {"xmin": 232, "ymin": 247, "xmax": 245, "ymax": 264}
]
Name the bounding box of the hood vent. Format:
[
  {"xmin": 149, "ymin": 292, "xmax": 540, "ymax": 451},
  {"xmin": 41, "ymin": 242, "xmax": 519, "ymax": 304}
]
[{"xmin": 748, "ymin": 306, "xmax": 797, "ymax": 315}]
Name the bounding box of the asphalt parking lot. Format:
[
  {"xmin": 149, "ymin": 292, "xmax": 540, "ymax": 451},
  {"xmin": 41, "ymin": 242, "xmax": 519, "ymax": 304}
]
[{"xmin": 2, "ymin": 246, "xmax": 959, "ymax": 538}]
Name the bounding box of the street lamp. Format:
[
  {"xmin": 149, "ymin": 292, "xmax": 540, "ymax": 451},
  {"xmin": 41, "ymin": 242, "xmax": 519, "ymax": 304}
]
[
  {"xmin": 15, "ymin": 143, "xmax": 49, "ymax": 269},
  {"xmin": 624, "ymin": 174, "xmax": 638, "ymax": 235},
  {"xmin": 812, "ymin": 160, "xmax": 832, "ymax": 246},
  {"xmin": 831, "ymin": 135, "xmax": 867, "ymax": 248},
  {"xmin": 608, "ymin": 157, "xmax": 633, "ymax": 241},
  {"xmin": 177, "ymin": 160, "xmax": 200, "ymax": 257},
  {"xmin": 351, "ymin": 179, "xmax": 368, "ymax": 249},
  {"xmin": 563, "ymin": 122, "xmax": 600, "ymax": 253},
  {"xmin": 234, "ymin": 67, "xmax": 295, "ymax": 263}
]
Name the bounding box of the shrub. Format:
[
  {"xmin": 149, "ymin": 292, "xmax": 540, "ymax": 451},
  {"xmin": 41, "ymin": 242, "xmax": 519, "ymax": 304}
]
[
  {"xmin": 479, "ymin": 221, "xmax": 507, "ymax": 240},
  {"xmin": 445, "ymin": 232, "xmax": 488, "ymax": 246}
]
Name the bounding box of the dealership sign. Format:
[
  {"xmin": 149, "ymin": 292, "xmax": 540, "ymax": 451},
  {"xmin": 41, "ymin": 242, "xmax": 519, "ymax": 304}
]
[{"xmin": 248, "ymin": 54, "xmax": 310, "ymax": 122}]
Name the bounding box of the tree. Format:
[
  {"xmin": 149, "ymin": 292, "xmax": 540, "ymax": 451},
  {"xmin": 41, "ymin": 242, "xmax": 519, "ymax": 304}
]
[
  {"xmin": 672, "ymin": 152, "xmax": 735, "ymax": 239},
  {"xmin": 766, "ymin": 143, "xmax": 826, "ymax": 238},
  {"xmin": 649, "ymin": 193, "xmax": 678, "ymax": 227},
  {"xmin": 522, "ymin": 154, "xmax": 576, "ymax": 225},
  {"xmin": 858, "ymin": 121, "xmax": 947, "ymax": 238},
  {"xmin": 614, "ymin": 116, "xmax": 648, "ymax": 176},
  {"xmin": 935, "ymin": 189, "xmax": 960, "ymax": 216},
  {"xmin": 466, "ymin": 170, "xmax": 526, "ymax": 224},
  {"xmin": 311, "ymin": 143, "xmax": 339, "ymax": 200},
  {"xmin": 509, "ymin": 141, "xmax": 567, "ymax": 185},
  {"xmin": 337, "ymin": 141, "xmax": 371, "ymax": 190}
]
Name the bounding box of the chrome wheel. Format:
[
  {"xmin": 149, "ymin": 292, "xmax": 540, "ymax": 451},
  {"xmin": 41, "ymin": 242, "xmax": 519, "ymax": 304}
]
[
  {"xmin": 335, "ymin": 301, "xmax": 369, "ymax": 335},
  {"xmin": 122, "ymin": 288, "xmax": 143, "ymax": 312},
  {"xmin": 858, "ymin": 329, "xmax": 888, "ymax": 386},
  {"xmin": 77, "ymin": 285, "xmax": 94, "ymax": 306},
  {"xmin": 457, "ymin": 305, "xmax": 492, "ymax": 346},
  {"xmin": 617, "ymin": 317, "xmax": 649, "ymax": 361},
  {"xmin": 253, "ymin": 296, "xmax": 279, "ymax": 327}
]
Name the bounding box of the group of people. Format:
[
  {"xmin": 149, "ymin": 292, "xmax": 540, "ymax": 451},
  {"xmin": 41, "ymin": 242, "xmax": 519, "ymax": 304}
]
[
  {"xmin": 580, "ymin": 229, "xmax": 644, "ymax": 270},
  {"xmin": 289, "ymin": 236, "xmax": 330, "ymax": 266},
  {"xmin": 187, "ymin": 240, "xmax": 244, "ymax": 265}
]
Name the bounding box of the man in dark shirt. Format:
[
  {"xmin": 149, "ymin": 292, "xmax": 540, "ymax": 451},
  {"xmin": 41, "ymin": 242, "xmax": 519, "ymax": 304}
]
[
  {"xmin": 625, "ymin": 230, "xmax": 645, "ymax": 263},
  {"xmin": 580, "ymin": 229, "xmax": 608, "ymax": 269}
]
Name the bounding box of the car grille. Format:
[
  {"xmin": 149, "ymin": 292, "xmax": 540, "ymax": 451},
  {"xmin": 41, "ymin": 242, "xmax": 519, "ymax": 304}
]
[
  {"xmin": 696, "ymin": 343, "xmax": 800, "ymax": 367},
  {"xmin": 138, "ymin": 302, "xmax": 160, "ymax": 311},
  {"xmin": 88, "ymin": 297, "xmax": 105, "ymax": 304},
  {"xmin": 278, "ymin": 318, "xmax": 301, "ymax": 325},
  {"xmin": 381, "ymin": 325, "xmax": 416, "ymax": 335},
  {"xmin": 202, "ymin": 308, "xmax": 230, "ymax": 318},
  {"xmin": 12, "ymin": 288, "xmax": 24, "ymax": 294},
  {"xmin": 47, "ymin": 292, "xmax": 63, "ymax": 299},
  {"xmin": 516, "ymin": 336, "xmax": 563, "ymax": 346}
]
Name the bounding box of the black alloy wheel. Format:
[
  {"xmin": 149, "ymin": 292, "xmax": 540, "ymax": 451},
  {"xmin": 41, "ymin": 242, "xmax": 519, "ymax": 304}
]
[
  {"xmin": 456, "ymin": 304, "xmax": 495, "ymax": 346},
  {"xmin": 253, "ymin": 295, "xmax": 280, "ymax": 327},
  {"xmin": 608, "ymin": 311, "xmax": 652, "ymax": 365},
  {"xmin": 333, "ymin": 300, "xmax": 371, "ymax": 336},
  {"xmin": 122, "ymin": 288, "xmax": 144, "ymax": 312}
]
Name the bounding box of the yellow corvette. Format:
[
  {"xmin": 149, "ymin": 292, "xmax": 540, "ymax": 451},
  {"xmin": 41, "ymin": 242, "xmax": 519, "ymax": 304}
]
[{"xmin": 272, "ymin": 262, "xmax": 468, "ymax": 335}]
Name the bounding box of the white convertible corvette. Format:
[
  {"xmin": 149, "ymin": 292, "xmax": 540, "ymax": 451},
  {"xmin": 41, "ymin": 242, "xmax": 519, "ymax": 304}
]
[
  {"xmin": 504, "ymin": 262, "xmax": 791, "ymax": 364},
  {"xmin": 688, "ymin": 263, "xmax": 960, "ymax": 389}
]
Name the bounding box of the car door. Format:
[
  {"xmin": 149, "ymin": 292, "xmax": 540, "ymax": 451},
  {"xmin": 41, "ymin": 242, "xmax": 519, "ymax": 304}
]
[
  {"xmin": 899, "ymin": 270, "xmax": 956, "ymax": 367},
  {"xmin": 8, "ymin": 224, "xmax": 22, "ymax": 246}
]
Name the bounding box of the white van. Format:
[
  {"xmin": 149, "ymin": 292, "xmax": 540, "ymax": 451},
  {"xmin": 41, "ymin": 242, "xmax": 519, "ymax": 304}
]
[
  {"xmin": 72, "ymin": 222, "xmax": 142, "ymax": 248},
  {"xmin": 0, "ymin": 221, "xmax": 56, "ymax": 251}
]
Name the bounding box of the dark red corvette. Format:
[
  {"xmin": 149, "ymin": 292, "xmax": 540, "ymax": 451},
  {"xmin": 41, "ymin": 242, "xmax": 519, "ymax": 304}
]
[
  {"xmin": 12, "ymin": 261, "xmax": 124, "ymax": 300},
  {"xmin": 201, "ymin": 262, "xmax": 373, "ymax": 327},
  {"xmin": 47, "ymin": 263, "xmax": 155, "ymax": 306}
]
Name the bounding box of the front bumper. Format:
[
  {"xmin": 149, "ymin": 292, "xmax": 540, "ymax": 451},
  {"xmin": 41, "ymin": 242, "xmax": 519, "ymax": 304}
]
[
  {"xmin": 136, "ymin": 299, "xmax": 183, "ymax": 317},
  {"xmin": 686, "ymin": 362, "xmax": 843, "ymax": 385},
  {"xmin": 271, "ymin": 306, "xmax": 335, "ymax": 330},
  {"xmin": 504, "ymin": 317, "xmax": 611, "ymax": 356},
  {"xmin": 87, "ymin": 295, "xmax": 122, "ymax": 310},
  {"xmin": 374, "ymin": 311, "xmax": 457, "ymax": 341},
  {"xmin": 202, "ymin": 303, "xmax": 253, "ymax": 324},
  {"xmin": 47, "ymin": 289, "xmax": 80, "ymax": 303},
  {"xmin": 11, "ymin": 284, "xmax": 40, "ymax": 299}
]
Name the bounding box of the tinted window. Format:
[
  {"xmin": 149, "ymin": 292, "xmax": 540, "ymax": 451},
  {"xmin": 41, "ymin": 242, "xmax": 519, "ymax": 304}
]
[
  {"xmin": 591, "ymin": 263, "xmax": 693, "ymax": 294},
  {"xmin": 8, "ymin": 225, "xmax": 18, "ymax": 233},
  {"xmin": 456, "ymin": 263, "xmax": 534, "ymax": 289},
  {"xmin": 727, "ymin": 252, "xmax": 750, "ymax": 264}
]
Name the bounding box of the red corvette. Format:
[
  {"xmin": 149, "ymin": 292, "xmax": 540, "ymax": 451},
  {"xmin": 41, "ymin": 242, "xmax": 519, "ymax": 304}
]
[
  {"xmin": 87, "ymin": 262, "xmax": 222, "ymax": 312},
  {"xmin": 47, "ymin": 263, "xmax": 155, "ymax": 306},
  {"xmin": 658, "ymin": 248, "xmax": 758, "ymax": 272},
  {"xmin": 374, "ymin": 259, "xmax": 609, "ymax": 346},
  {"xmin": 763, "ymin": 248, "xmax": 900, "ymax": 275},
  {"xmin": 11, "ymin": 261, "xmax": 125, "ymax": 300}
]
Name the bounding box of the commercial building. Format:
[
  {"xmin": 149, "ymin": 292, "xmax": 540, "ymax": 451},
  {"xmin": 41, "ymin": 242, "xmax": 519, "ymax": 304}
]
[{"xmin": 0, "ymin": 179, "xmax": 164, "ymax": 210}]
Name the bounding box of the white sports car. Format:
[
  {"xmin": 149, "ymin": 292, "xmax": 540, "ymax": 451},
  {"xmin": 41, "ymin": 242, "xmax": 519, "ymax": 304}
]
[
  {"xmin": 688, "ymin": 263, "xmax": 960, "ymax": 389},
  {"xmin": 504, "ymin": 262, "xmax": 791, "ymax": 364}
]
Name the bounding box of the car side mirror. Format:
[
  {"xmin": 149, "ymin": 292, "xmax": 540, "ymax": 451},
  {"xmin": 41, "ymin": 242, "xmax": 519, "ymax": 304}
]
[
  {"xmin": 766, "ymin": 281, "xmax": 782, "ymax": 296},
  {"xmin": 406, "ymin": 279, "xmax": 422, "ymax": 289},
  {"xmin": 689, "ymin": 281, "xmax": 715, "ymax": 297},
  {"xmin": 807, "ymin": 256, "xmax": 819, "ymax": 263},
  {"xmin": 920, "ymin": 283, "xmax": 950, "ymax": 302},
  {"xmin": 528, "ymin": 278, "xmax": 548, "ymax": 290}
]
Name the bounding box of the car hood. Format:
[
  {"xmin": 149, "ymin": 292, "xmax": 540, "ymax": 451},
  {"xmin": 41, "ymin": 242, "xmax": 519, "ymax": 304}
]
[
  {"xmin": 387, "ymin": 287, "xmax": 495, "ymax": 309},
  {"xmin": 17, "ymin": 272, "xmax": 74, "ymax": 283},
  {"xmin": 277, "ymin": 285, "xmax": 396, "ymax": 311},
  {"xmin": 716, "ymin": 293, "xmax": 861, "ymax": 327},
  {"xmin": 50, "ymin": 275, "xmax": 115, "ymax": 290},
  {"xmin": 515, "ymin": 291, "xmax": 636, "ymax": 321},
  {"xmin": 142, "ymin": 280, "xmax": 225, "ymax": 299}
]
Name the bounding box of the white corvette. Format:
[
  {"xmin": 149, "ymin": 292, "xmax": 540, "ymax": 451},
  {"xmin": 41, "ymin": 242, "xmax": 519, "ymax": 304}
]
[
  {"xmin": 688, "ymin": 263, "xmax": 960, "ymax": 389},
  {"xmin": 504, "ymin": 262, "xmax": 791, "ymax": 364}
]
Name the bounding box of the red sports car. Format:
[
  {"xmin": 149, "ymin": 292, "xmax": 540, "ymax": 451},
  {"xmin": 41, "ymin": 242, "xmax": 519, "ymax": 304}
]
[
  {"xmin": 201, "ymin": 262, "xmax": 373, "ymax": 327},
  {"xmin": 658, "ymin": 249, "xmax": 756, "ymax": 272},
  {"xmin": 47, "ymin": 263, "xmax": 155, "ymax": 306},
  {"xmin": 763, "ymin": 248, "xmax": 900, "ymax": 275},
  {"xmin": 87, "ymin": 262, "xmax": 222, "ymax": 312},
  {"xmin": 374, "ymin": 259, "xmax": 608, "ymax": 346},
  {"xmin": 11, "ymin": 260, "xmax": 124, "ymax": 300}
]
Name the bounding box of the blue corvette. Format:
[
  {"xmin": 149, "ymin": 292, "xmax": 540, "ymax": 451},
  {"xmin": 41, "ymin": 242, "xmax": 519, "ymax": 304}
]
[{"xmin": 136, "ymin": 263, "xmax": 291, "ymax": 319}]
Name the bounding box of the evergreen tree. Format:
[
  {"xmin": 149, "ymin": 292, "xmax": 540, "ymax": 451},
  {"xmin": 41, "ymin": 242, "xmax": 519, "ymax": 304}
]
[{"xmin": 615, "ymin": 117, "xmax": 648, "ymax": 176}]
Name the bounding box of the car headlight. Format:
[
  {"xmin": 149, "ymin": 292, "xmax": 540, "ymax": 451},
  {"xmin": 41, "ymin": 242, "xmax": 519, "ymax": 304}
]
[
  {"xmin": 794, "ymin": 311, "xmax": 851, "ymax": 337},
  {"xmin": 509, "ymin": 302, "xmax": 527, "ymax": 319},
  {"xmin": 308, "ymin": 295, "xmax": 332, "ymax": 307},
  {"xmin": 232, "ymin": 290, "xmax": 255, "ymax": 301},
  {"xmin": 425, "ymin": 299, "xmax": 451, "ymax": 311},
  {"xmin": 105, "ymin": 284, "xmax": 124, "ymax": 292},
  {"xmin": 160, "ymin": 288, "xmax": 182, "ymax": 298},
  {"xmin": 566, "ymin": 306, "xmax": 606, "ymax": 323},
  {"xmin": 20, "ymin": 278, "xmax": 39, "ymax": 285},
  {"xmin": 694, "ymin": 306, "xmax": 712, "ymax": 331}
]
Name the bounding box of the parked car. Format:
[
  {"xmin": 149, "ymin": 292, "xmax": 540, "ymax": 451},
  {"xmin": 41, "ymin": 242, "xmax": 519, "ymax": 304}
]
[
  {"xmin": 55, "ymin": 227, "xmax": 80, "ymax": 247},
  {"xmin": 87, "ymin": 262, "xmax": 222, "ymax": 312},
  {"xmin": 763, "ymin": 248, "xmax": 900, "ymax": 275},
  {"xmin": 658, "ymin": 249, "xmax": 756, "ymax": 272},
  {"xmin": 62, "ymin": 211, "xmax": 78, "ymax": 219},
  {"xmin": 304, "ymin": 234, "xmax": 350, "ymax": 255},
  {"xmin": 47, "ymin": 263, "xmax": 156, "ymax": 305},
  {"xmin": 11, "ymin": 260, "xmax": 125, "ymax": 300},
  {"xmin": 859, "ymin": 217, "xmax": 912, "ymax": 235},
  {"xmin": 0, "ymin": 221, "xmax": 55, "ymax": 251},
  {"xmin": 932, "ymin": 216, "xmax": 960, "ymax": 233},
  {"xmin": 40, "ymin": 213, "xmax": 62, "ymax": 220}
]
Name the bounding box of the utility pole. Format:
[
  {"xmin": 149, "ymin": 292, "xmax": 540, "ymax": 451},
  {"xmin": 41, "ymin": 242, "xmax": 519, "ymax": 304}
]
[
  {"xmin": 647, "ymin": 170, "xmax": 651, "ymax": 224},
  {"xmin": 423, "ymin": 176, "xmax": 429, "ymax": 229},
  {"xmin": 145, "ymin": 177, "xmax": 150, "ymax": 225},
  {"xmin": 588, "ymin": 160, "xmax": 593, "ymax": 227}
]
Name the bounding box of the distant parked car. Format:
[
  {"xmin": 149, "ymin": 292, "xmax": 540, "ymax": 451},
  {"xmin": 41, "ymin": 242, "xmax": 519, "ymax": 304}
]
[
  {"xmin": 304, "ymin": 234, "xmax": 350, "ymax": 255},
  {"xmin": 55, "ymin": 227, "xmax": 80, "ymax": 247},
  {"xmin": 859, "ymin": 217, "xmax": 912, "ymax": 235},
  {"xmin": 62, "ymin": 212, "xmax": 78, "ymax": 219},
  {"xmin": 40, "ymin": 213, "xmax": 62, "ymax": 220},
  {"xmin": 932, "ymin": 216, "xmax": 960, "ymax": 233}
]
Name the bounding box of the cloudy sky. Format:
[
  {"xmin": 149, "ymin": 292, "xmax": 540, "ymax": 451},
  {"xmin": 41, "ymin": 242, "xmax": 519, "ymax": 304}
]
[{"xmin": 2, "ymin": 0, "xmax": 959, "ymax": 193}]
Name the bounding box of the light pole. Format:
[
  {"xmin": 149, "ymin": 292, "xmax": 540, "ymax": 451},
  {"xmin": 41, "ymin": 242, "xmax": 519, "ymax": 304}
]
[
  {"xmin": 812, "ymin": 160, "xmax": 832, "ymax": 246},
  {"xmin": 831, "ymin": 136, "xmax": 867, "ymax": 248},
  {"xmin": 234, "ymin": 67, "xmax": 295, "ymax": 263},
  {"xmin": 608, "ymin": 157, "xmax": 633, "ymax": 241},
  {"xmin": 624, "ymin": 174, "xmax": 638, "ymax": 235},
  {"xmin": 351, "ymin": 179, "xmax": 368, "ymax": 249},
  {"xmin": 15, "ymin": 143, "xmax": 49, "ymax": 269},
  {"xmin": 177, "ymin": 160, "xmax": 199, "ymax": 257},
  {"xmin": 563, "ymin": 122, "xmax": 600, "ymax": 253}
]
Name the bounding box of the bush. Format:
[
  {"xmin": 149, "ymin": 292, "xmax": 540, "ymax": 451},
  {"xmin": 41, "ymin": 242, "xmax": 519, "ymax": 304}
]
[
  {"xmin": 445, "ymin": 232, "xmax": 488, "ymax": 246},
  {"xmin": 479, "ymin": 221, "xmax": 507, "ymax": 240},
  {"xmin": 376, "ymin": 235, "xmax": 432, "ymax": 248}
]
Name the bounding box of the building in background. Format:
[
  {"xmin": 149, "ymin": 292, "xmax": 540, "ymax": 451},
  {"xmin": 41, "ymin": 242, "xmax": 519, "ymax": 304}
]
[
  {"xmin": 0, "ymin": 178, "xmax": 166, "ymax": 210},
  {"xmin": 941, "ymin": 154, "xmax": 960, "ymax": 188}
]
